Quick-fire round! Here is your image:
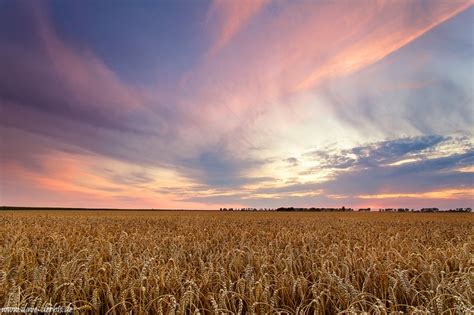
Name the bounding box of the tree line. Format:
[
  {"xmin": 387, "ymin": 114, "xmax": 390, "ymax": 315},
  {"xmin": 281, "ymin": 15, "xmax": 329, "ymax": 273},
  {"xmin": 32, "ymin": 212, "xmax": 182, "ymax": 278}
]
[{"xmin": 219, "ymin": 207, "xmax": 472, "ymax": 212}]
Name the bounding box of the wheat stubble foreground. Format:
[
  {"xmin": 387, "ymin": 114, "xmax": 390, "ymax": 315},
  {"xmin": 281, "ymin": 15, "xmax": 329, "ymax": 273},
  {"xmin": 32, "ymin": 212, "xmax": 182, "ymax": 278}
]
[{"xmin": 0, "ymin": 211, "xmax": 472, "ymax": 314}]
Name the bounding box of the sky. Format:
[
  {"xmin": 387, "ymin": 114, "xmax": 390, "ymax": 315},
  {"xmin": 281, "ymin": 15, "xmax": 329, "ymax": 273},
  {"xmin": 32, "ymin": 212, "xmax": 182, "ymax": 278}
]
[{"xmin": 0, "ymin": 0, "xmax": 473, "ymax": 210}]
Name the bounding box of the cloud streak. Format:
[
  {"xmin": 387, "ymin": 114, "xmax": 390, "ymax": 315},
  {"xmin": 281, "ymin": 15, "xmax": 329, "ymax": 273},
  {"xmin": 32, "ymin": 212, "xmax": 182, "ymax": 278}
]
[
  {"xmin": 207, "ymin": 0, "xmax": 268, "ymax": 56},
  {"xmin": 294, "ymin": 1, "xmax": 473, "ymax": 91}
]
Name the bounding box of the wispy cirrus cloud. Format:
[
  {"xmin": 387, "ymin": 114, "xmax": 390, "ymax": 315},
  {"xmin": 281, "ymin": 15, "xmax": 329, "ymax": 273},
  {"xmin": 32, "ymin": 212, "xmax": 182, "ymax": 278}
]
[
  {"xmin": 293, "ymin": 1, "xmax": 473, "ymax": 92},
  {"xmin": 197, "ymin": 0, "xmax": 472, "ymax": 102},
  {"xmin": 179, "ymin": 1, "xmax": 472, "ymax": 160},
  {"xmin": 207, "ymin": 0, "xmax": 268, "ymax": 56},
  {"xmin": 0, "ymin": 2, "xmax": 158, "ymax": 135}
]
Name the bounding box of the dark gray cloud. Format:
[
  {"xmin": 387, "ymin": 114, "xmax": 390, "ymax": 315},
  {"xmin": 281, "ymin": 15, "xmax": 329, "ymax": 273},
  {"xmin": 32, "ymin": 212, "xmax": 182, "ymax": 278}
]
[
  {"xmin": 304, "ymin": 150, "xmax": 356, "ymax": 170},
  {"xmin": 321, "ymin": 152, "xmax": 473, "ymax": 196},
  {"xmin": 306, "ymin": 135, "xmax": 450, "ymax": 170},
  {"xmin": 319, "ymin": 137, "xmax": 472, "ymax": 195},
  {"xmin": 197, "ymin": 136, "xmax": 473, "ymax": 207},
  {"xmin": 348, "ymin": 135, "xmax": 447, "ymax": 167},
  {"xmin": 178, "ymin": 144, "xmax": 271, "ymax": 187}
]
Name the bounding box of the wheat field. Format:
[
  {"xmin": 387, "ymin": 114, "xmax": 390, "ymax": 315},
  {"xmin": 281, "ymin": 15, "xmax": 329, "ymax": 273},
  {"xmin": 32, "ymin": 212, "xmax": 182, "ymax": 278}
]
[{"xmin": 0, "ymin": 210, "xmax": 472, "ymax": 314}]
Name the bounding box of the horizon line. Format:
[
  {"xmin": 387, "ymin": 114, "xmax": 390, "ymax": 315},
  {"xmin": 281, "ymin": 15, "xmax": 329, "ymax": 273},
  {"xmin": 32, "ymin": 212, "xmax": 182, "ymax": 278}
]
[{"xmin": 1, "ymin": 206, "xmax": 472, "ymax": 212}]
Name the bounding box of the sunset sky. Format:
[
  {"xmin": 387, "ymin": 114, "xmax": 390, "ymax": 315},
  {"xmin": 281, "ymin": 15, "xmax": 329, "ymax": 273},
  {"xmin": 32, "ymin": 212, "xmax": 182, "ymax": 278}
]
[{"xmin": 1, "ymin": 0, "xmax": 473, "ymax": 209}]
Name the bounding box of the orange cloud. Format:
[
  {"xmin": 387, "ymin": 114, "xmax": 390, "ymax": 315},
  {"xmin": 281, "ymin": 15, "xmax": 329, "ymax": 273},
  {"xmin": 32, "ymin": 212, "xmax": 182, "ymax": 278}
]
[
  {"xmin": 358, "ymin": 188, "xmax": 474, "ymax": 200},
  {"xmin": 1, "ymin": 150, "xmax": 213, "ymax": 209}
]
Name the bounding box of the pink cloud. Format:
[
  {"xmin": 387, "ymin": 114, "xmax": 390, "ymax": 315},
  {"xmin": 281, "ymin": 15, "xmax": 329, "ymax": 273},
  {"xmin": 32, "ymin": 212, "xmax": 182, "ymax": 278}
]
[
  {"xmin": 177, "ymin": 0, "xmax": 472, "ymax": 151},
  {"xmin": 207, "ymin": 0, "xmax": 268, "ymax": 56},
  {"xmin": 293, "ymin": 1, "xmax": 473, "ymax": 92},
  {"xmin": 32, "ymin": 4, "xmax": 148, "ymax": 113},
  {"xmin": 190, "ymin": 1, "xmax": 472, "ymax": 109}
]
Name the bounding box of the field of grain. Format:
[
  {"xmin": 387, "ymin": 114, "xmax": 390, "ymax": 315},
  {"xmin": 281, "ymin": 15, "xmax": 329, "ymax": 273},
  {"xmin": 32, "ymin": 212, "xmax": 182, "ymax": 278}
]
[{"xmin": 0, "ymin": 211, "xmax": 472, "ymax": 314}]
